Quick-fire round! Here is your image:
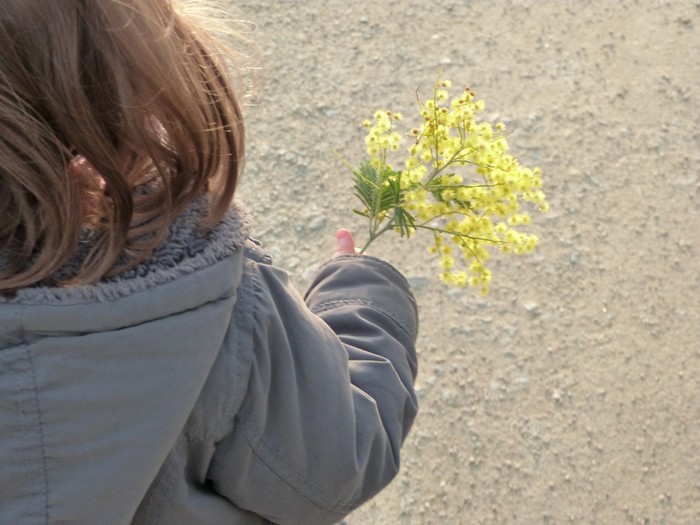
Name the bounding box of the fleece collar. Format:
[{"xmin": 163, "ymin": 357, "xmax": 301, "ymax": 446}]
[{"xmin": 0, "ymin": 198, "xmax": 252, "ymax": 305}]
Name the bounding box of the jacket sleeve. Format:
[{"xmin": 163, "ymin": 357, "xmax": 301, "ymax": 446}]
[{"xmin": 207, "ymin": 252, "xmax": 418, "ymax": 525}]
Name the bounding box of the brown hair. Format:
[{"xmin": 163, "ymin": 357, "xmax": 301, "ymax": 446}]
[{"xmin": 0, "ymin": 0, "xmax": 246, "ymax": 293}]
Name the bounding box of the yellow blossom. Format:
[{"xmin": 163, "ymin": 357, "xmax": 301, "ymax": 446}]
[{"xmin": 344, "ymin": 73, "xmax": 549, "ymax": 293}]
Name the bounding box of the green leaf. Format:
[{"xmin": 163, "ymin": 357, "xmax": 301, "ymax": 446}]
[
  {"xmin": 353, "ymin": 161, "xmax": 403, "ymax": 218},
  {"xmin": 392, "ymin": 205, "xmax": 416, "ymax": 238}
]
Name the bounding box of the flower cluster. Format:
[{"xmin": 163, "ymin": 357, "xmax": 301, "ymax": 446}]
[{"xmin": 344, "ymin": 76, "xmax": 548, "ymax": 295}]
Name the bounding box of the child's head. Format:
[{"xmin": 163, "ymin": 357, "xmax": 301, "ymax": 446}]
[{"xmin": 0, "ymin": 0, "xmax": 246, "ymax": 292}]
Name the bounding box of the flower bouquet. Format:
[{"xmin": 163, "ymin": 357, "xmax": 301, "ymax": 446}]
[{"xmin": 339, "ymin": 75, "xmax": 549, "ymax": 295}]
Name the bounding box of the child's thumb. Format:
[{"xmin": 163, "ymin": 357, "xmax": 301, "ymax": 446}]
[{"xmin": 333, "ymin": 228, "xmax": 356, "ymax": 257}]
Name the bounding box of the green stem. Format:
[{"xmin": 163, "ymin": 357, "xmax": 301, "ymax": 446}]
[
  {"xmin": 361, "ymin": 220, "xmax": 395, "ymax": 253},
  {"xmin": 412, "ymin": 223, "xmax": 505, "ymax": 245},
  {"xmin": 424, "ymin": 144, "xmax": 477, "ymax": 185}
]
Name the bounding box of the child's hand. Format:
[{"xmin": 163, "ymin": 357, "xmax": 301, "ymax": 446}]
[{"xmin": 333, "ymin": 229, "xmax": 357, "ymax": 258}]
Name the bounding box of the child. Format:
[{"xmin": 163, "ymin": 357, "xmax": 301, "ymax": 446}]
[{"xmin": 0, "ymin": 1, "xmax": 418, "ymax": 524}]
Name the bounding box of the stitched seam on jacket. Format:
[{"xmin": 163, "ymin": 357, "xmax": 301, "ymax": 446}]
[
  {"xmin": 138, "ymin": 438, "xmax": 184, "ymax": 522},
  {"xmin": 310, "ymin": 299, "xmax": 415, "ymax": 340},
  {"xmin": 25, "ymin": 347, "xmax": 50, "ymax": 523},
  {"xmin": 234, "ymin": 263, "xmax": 256, "ymax": 411},
  {"xmin": 235, "ymin": 263, "xmax": 355, "ymax": 514},
  {"xmin": 241, "ymin": 425, "xmax": 353, "ymax": 515},
  {"xmin": 316, "ymin": 255, "xmax": 412, "ymax": 289},
  {"xmin": 237, "ymin": 411, "xmax": 355, "ymax": 513},
  {"xmin": 185, "ymin": 262, "xmax": 255, "ymax": 444}
]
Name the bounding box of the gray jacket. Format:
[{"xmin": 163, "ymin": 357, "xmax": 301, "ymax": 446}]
[{"xmin": 0, "ymin": 201, "xmax": 418, "ymax": 525}]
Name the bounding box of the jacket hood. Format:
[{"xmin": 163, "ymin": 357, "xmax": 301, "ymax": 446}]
[{"xmin": 0, "ymin": 200, "xmax": 250, "ymax": 524}]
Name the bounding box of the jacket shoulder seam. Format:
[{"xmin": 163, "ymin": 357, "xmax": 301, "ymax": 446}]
[{"xmin": 234, "ymin": 262, "xmax": 357, "ymax": 514}]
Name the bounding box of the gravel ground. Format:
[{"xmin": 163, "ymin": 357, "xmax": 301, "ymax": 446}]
[{"xmin": 226, "ymin": 1, "xmax": 699, "ymax": 523}]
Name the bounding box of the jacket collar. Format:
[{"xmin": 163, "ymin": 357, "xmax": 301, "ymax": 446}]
[{"xmin": 0, "ymin": 198, "xmax": 252, "ymax": 305}]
